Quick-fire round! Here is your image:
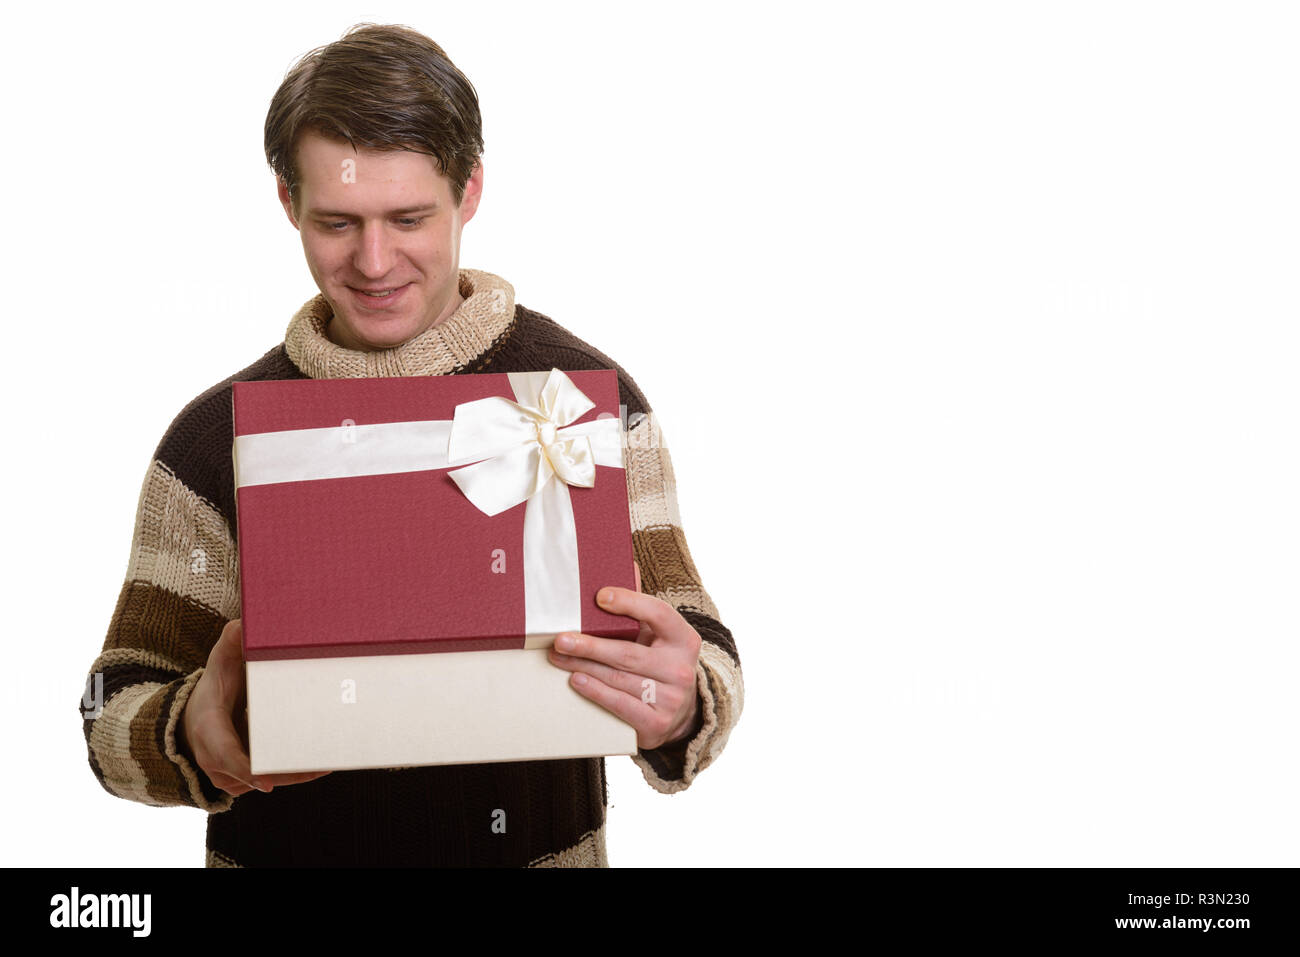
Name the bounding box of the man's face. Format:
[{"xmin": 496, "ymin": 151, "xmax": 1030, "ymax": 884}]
[{"xmin": 278, "ymin": 130, "xmax": 483, "ymax": 352}]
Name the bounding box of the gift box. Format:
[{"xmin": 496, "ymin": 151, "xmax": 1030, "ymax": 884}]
[{"xmin": 231, "ymin": 368, "xmax": 640, "ymax": 773}]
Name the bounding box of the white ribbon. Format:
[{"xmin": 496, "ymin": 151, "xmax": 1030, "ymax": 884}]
[
  {"xmin": 233, "ymin": 368, "xmax": 624, "ymax": 643},
  {"xmin": 447, "ymin": 370, "xmax": 624, "ymax": 636}
]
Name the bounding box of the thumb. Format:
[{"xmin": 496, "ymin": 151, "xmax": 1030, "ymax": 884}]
[
  {"xmin": 209, "ymin": 621, "xmax": 248, "ymax": 706},
  {"xmin": 214, "ymin": 619, "xmax": 245, "ymax": 665}
]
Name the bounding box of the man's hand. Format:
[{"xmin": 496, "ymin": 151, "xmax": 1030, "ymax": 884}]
[
  {"xmin": 547, "ymin": 561, "xmax": 704, "ymax": 750},
  {"xmin": 178, "ymin": 618, "xmax": 331, "ymax": 797}
]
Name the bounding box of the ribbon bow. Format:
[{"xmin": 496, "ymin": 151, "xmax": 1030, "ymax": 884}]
[{"xmin": 447, "ymin": 368, "xmax": 614, "ymax": 516}]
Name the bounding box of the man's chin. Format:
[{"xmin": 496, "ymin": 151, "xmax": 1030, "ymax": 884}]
[
  {"xmin": 349, "ymin": 325, "xmax": 418, "ymax": 352},
  {"xmin": 324, "ymin": 298, "xmax": 418, "ymax": 350}
]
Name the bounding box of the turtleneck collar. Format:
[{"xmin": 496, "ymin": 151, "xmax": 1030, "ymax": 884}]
[{"xmin": 284, "ymin": 268, "xmax": 516, "ymax": 379}]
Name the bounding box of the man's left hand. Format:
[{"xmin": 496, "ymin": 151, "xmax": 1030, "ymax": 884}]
[{"xmin": 547, "ymin": 561, "xmax": 703, "ymax": 750}]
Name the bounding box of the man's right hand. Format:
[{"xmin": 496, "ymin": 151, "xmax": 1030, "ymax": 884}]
[{"xmin": 178, "ymin": 618, "xmax": 331, "ymax": 797}]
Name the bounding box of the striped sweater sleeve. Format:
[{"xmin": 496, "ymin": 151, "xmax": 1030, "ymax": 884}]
[
  {"xmin": 623, "ymin": 409, "xmax": 744, "ymax": 794},
  {"xmin": 82, "ymin": 442, "xmax": 241, "ymax": 813}
]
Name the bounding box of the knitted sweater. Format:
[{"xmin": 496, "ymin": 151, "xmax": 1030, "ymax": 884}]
[{"xmin": 81, "ymin": 268, "xmax": 743, "ymax": 867}]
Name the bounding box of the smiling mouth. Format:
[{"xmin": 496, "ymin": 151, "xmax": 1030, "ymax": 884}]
[{"xmin": 353, "ymin": 285, "xmax": 406, "ymax": 298}]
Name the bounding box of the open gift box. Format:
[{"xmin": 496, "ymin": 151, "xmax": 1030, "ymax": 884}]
[{"xmin": 231, "ymin": 368, "xmax": 639, "ymax": 773}]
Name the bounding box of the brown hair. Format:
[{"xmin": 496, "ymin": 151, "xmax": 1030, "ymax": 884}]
[{"xmin": 264, "ymin": 23, "xmax": 485, "ymax": 213}]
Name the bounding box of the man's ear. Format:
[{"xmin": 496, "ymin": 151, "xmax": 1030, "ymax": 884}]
[
  {"xmin": 458, "ymin": 160, "xmax": 484, "ymax": 225},
  {"xmin": 276, "ymin": 177, "xmax": 300, "ymax": 229}
]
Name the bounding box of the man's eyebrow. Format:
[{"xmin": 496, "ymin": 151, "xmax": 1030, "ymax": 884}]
[{"xmin": 306, "ymin": 204, "xmax": 439, "ymax": 217}]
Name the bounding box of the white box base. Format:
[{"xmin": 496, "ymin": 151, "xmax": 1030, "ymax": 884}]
[{"xmin": 247, "ymin": 648, "xmax": 638, "ymax": 774}]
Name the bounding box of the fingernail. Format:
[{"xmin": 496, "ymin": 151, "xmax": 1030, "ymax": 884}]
[
  {"xmin": 556, "ymin": 634, "xmax": 575, "ymax": 650},
  {"xmin": 598, "ymin": 589, "xmax": 614, "ymax": 606},
  {"xmin": 572, "ymin": 673, "xmax": 588, "ymax": 686}
]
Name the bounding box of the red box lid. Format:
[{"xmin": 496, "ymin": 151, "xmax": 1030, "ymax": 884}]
[{"xmin": 232, "ymin": 370, "xmax": 638, "ymax": 661}]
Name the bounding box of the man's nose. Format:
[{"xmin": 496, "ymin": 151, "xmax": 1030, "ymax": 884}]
[{"xmin": 353, "ymin": 221, "xmax": 397, "ymax": 278}]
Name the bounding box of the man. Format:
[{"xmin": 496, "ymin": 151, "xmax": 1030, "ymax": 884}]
[{"xmin": 80, "ymin": 22, "xmax": 742, "ymax": 867}]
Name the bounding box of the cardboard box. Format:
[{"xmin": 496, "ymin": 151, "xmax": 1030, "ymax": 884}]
[{"xmin": 232, "ymin": 368, "xmax": 639, "ymax": 773}]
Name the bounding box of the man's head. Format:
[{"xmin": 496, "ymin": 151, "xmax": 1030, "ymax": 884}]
[{"xmin": 264, "ymin": 23, "xmax": 485, "ymax": 351}]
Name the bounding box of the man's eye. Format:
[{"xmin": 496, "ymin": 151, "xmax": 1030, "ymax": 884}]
[{"xmin": 321, "ymin": 218, "xmax": 423, "ymax": 230}]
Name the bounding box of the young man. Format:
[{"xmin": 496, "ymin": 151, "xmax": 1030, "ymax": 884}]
[{"xmin": 80, "ymin": 23, "xmax": 742, "ymax": 866}]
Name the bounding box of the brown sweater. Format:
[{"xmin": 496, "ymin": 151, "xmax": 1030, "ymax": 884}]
[{"xmin": 81, "ymin": 268, "xmax": 743, "ymax": 866}]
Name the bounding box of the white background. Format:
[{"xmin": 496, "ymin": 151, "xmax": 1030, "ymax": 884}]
[{"xmin": 3, "ymin": 0, "xmax": 1297, "ymax": 866}]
